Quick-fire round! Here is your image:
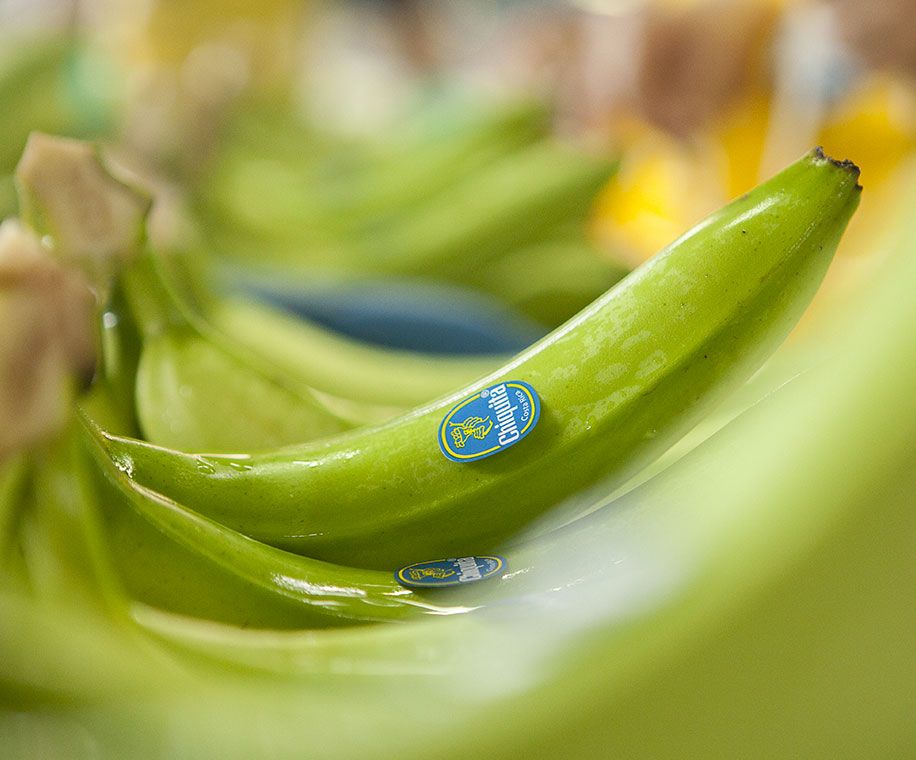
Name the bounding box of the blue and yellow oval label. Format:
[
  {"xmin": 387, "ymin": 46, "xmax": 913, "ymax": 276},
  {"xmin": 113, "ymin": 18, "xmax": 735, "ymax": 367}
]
[
  {"xmin": 438, "ymin": 380, "xmax": 540, "ymax": 462},
  {"xmin": 395, "ymin": 556, "xmax": 506, "ymax": 588}
]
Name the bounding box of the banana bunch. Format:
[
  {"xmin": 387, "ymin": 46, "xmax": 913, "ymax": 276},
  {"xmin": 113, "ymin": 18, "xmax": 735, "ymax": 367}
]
[
  {"xmin": 95, "ymin": 148, "xmax": 861, "ymax": 570},
  {"xmin": 12, "ymin": 135, "xmax": 856, "ymax": 596},
  {"xmin": 4, "ymin": 218, "xmax": 914, "ymax": 757},
  {"xmin": 9, "ymin": 131, "xmax": 913, "ymax": 760}
]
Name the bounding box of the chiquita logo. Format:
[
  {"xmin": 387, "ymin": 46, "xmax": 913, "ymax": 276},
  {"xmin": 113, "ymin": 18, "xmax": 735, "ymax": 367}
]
[
  {"xmin": 395, "ymin": 556, "xmax": 506, "ymax": 588},
  {"xmin": 438, "ymin": 380, "xmax": 540, "ymax": 462}
]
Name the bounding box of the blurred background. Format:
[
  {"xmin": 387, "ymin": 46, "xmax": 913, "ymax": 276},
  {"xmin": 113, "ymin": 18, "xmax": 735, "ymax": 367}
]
[{"xmin": 2, "ymin": 0, "xmax": 914, "ymax": 352}]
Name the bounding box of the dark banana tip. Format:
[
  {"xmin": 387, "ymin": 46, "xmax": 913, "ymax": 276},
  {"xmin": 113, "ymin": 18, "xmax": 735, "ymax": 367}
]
[{"xmin": 813, "ymin": 146, "xmax": 862, "ymax": 188}]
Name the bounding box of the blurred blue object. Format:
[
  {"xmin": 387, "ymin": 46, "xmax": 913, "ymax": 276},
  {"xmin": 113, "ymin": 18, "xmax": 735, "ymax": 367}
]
[{"xmin": 222, "ymin": 271, "xmax": 547, "ymax": 354}]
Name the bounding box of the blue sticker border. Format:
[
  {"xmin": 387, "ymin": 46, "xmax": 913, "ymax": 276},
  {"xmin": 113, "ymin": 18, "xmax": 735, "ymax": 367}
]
[
  {"xmin": 438, "ymin": 381, "xmax": 541, "ymax": 462},
  {"xmin": 395, "ymin": 555, "xmax": 507, "ymax": 588}
]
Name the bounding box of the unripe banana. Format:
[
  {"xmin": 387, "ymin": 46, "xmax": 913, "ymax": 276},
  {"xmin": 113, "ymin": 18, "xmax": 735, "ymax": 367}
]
[
  {"xmin": 201, "ymin": 98, "xmax": 552, "ymax": 246},
  {"xmin": 92, "ymin": 150, "xmax": 861, "ymax": 569},
  {"xmin": 131, "ymin": 602, "xmax": 490, "ymax": 678},
  {"xmin": 208, "ymin": 297, "xmax": 504, "ymax": 409},
  {"xmin": 112, "ymin": 363, "xmax": 835, "ymax": 677},
  {"xmin": 125, "ymin": 251, "xmax": 379, "ymax": 452},
  {"xmin": 81, "ymin": 410, "xmax": 471, "ymax": 626},
  {"xmin": 356, "ymin": 141, "xmax": 616, "ymax": 279},
  {"xmin": 208, "ymin": 140, "xmax": 616, "ymax": 282},
  {"xmin": 122, "ymin": 248, "xmax": 510, "ymax": 449}
]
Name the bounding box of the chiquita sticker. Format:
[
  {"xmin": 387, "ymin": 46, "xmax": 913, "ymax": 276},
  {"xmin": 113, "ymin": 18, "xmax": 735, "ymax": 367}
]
[
  {"xmin": 395, "ymin": 556, "xmax": 506, "ymax": 588},
  {"xmin": 438, "ymin": 380, "xmax": 540, "ymax": 462}
]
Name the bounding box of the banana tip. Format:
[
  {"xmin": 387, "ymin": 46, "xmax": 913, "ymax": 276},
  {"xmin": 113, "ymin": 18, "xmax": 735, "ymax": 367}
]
[{"xmin": 813, "ymin": 146, "xmax": 862, "ymax": 188}]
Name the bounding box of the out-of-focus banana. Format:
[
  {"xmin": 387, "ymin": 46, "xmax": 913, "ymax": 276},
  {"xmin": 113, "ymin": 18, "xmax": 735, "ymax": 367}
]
[{"xmin": 208, "ymin": 297, "xmax": 503, "ymax": 409}]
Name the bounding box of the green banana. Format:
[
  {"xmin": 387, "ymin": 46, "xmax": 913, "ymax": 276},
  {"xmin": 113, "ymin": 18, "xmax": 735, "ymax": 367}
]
[
  {"xmin": 92, "ymin": 282, "xmax": 145, "ymax": 436},
  {"xmin": 199, "ymin": 100, "xmax": 618, "ymax": 328},
  {"xmin": 0, "ymin": 587, "xmax": 192, "ymax": 704},
  {"xmin": 80, "ymin": 406, "xmax": 472, "ymax": 627},
  {"xmin": 116, "ymin": 371, "xmax": 790, "ymax": 679},
  {"xmin": 124, "ymin": 252, "xmax": 504, "ymax": 451},
  {"xmin": 11, "ymin": 149, "xmax": 916, "ymax": 760},
  {"xmin": 93, "ymin": 313, "xmax": 883, "ymax": 679},
  {"xmin": 208, "ymin": 140, "xmax": 616, "ymax": 280},
  {"xmin": 92, "ymin": 149, "xmax": 861, "ymax": 568},
  {"xmin": 112, "ymin": 215, "xmax": 916, "ymax": 688},
  {"xmin": 200, "ymin": 98, "xmax": 551, "ymax": 244},
  {"xmin": 80, "ymin": 378, "xmax": 341, "ymax": 629},
  {"xmin": 355, "ymin": 140, "xmax": 614, "ymax": 279},
  {"xmin": 130, "ymin": 602, "xmax": 491, "ymax": 678},
  {"xmin": 208, "ymin": 297, "xmax": 503, "ymax": 409},
  {"xmin": 128, "ymin": 282, "xmax": 356, "ymax": 451},
  {"xmin": 80, "ymin": 349, "xmax": 404, "ymax": 629},
  {"xmin": 12, "ymin": 132, "xmax": 509, "ymax": 452}
]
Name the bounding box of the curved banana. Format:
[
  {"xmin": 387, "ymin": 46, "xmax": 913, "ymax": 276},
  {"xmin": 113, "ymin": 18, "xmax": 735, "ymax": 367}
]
[
  {"xmin": 92, "ymin": 150, "xmax": 861, "ymax": 568},
  {"xmin": 123, "ymin": 252, "xmax": 373, "ymax": 452},
  {"xmin": 200, "ymin": 98, "xmax": 552, "ymax": 247},
  {"xmin": 118, "ymin": 361, "xmax": 826, "ymax": 677},
  {"xmin": 81, "ymin": 408, "xmax": 472, "ymax": 627},
  {"xmin": 208, "ymin": 297, "xmax": 504, "ymax": 409},
  {"xmin": 131, "ymin": 603, "xmax": 491, "ymax": 678}
]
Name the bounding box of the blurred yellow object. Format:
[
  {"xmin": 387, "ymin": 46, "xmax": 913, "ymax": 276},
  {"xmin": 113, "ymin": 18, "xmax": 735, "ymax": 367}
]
[
  {"xmin": 593, "ymin": 74, "xmax": 916, "ymax": 335},
  {"xmin": 817, "ymin": 76, "xmax": 916, "ymax": 252},
  {"xmin": 819, "ymin": 77, "xmax": 916, "ymax": 186},
  {"xmin": 590, "ymin": 119, "xmax": 720, "ymax": 267},
  {"xmin": 797, "ymin": 77, "xmax": 916, "ymax": 330},
  {"xmin": 714, "ymin": 91, "xmax": 772, "ymax": 199},
  {"xmin": 592, "ymin": 95, "xmax": 769, "ymax": 267},
  {"xmin": 595, "ymin": 78, "xmax": 916, "ymax": 270}
]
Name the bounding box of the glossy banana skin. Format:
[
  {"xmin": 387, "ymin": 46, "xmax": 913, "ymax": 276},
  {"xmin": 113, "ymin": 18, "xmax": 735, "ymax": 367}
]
[
  {"xmin": 95, "ymin": 151, "xmax": 861, "ymax": 569},
  {"xmin": 77, "ymin": 385, "xmax": 458, "ymax": 628},
  {"xmin": 77, "ymin": 263, "xmax": 817, "ymax": 632},
  {"xmin": 6, "ymin": 395, "xmax": 473, "ymax": 630},
  {"xmin": 81, "ymin": 409, "xmax": 471, "ymax": 626}
]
